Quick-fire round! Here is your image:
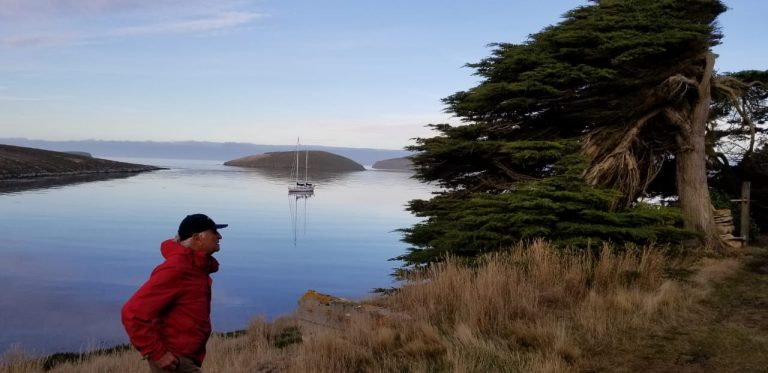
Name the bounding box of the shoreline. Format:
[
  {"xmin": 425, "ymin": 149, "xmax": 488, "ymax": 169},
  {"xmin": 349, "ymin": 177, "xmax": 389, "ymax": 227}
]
[
  {"xmin": 0, "ymin": 168, "xmax": 165, "ymax": 194},
  {"xmin": 3, "ymin": 330, "xmax": 247, "ymax": 370},
  {"xmin": 0, "ymin": 167, "xmax": 164, "ymax": 180}
]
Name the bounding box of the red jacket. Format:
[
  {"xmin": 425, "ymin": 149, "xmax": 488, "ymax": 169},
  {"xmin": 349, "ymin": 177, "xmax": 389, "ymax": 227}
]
[{"xmin": 121, "ymin": 239, "xmax": 219, "ymax": 365}]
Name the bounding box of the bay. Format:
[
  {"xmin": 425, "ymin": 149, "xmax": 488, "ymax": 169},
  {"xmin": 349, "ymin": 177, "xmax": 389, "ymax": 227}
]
[{"xmin": 0, "ymin": 158, "xmax": 432, "ymax": 355}]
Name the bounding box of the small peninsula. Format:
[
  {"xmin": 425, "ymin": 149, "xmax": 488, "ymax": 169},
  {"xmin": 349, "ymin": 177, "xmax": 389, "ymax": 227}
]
[
  {"xmin": 224, "ymin": 151, "xmax": 365, "ymax": 172},
  {"xmin": 0, "ymin": 144, "xmax": 161, "ymax": 179},
  {"xmin": 372, "ymin": 156, "xmax": 413, "ymax": 170}
]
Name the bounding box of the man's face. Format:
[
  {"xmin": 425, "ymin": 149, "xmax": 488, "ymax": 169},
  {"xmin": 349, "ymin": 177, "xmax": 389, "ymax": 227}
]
[{"xmin": 194, "ymin": 229, "xmax": 221, "ymax": 254}]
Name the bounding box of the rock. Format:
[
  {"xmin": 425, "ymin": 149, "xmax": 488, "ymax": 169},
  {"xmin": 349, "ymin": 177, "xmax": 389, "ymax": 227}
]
[
  {"xmin": 712, "ymin": 208, "xmax": 733, "ymax": 218},
  {"xmin": 716, "ymin": 223, "xmax": 735, "ymax": 235},
  {"xmin": 714, "ymin": 216, "xmax": 733, "ymax": 224},
  {"xmin": 295, "ymin": 290, "xmax": 407, "ymax": 335},
  {"xmin": 720, "ymin": 234, "xmax": 743, "ymax": 250}
]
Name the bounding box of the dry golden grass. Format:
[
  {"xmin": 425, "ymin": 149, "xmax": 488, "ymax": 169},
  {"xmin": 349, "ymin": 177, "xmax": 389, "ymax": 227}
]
[{"xmin": 2, "ymin": 240, "xmax": 755, "ymax": 373}]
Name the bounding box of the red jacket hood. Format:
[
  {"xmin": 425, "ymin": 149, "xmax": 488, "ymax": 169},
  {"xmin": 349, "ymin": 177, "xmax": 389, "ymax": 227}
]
[{"xmin": 160, "ymin": 239, "xmax": 219, "ymax": 274}]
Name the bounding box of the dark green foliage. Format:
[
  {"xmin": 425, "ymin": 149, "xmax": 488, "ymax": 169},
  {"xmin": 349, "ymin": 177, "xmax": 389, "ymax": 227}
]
[
  {"xmin": 399, "ymin": 154, "xmax": 695, "ymax": 265},
  {"xmin": 408, "ymin": 128, "xmax": 579, "ymax": 191},
  {"xmin": 400, "ymin": 0, "xmax": 733, "ymax": 266},
  {"xmin": 273, "ymin": 326, "xmax": 302, "ymax": 348},
  {"xmin": 444, "ymin": 0, "xmax": 724, "ymax": 128}
]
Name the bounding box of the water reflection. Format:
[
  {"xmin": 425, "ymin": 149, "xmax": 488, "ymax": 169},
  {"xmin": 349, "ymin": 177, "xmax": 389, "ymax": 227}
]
[
  {"xmin": 0, "ymin": 158, "xmax": 434, "ymax": 355},
  {"xmin": 229, "ymin": 166, "xmax": 360, "ymax": 186},
  {"xmin": 0, "ymin": 172, "xmax": 147, "ymax": 195},
  {"xmin": 288, "ymin": 192, "xmax": 313, "ymax": 246}
]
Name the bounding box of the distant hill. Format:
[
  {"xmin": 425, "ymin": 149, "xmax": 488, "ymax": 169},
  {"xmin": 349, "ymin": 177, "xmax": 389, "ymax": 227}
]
[
  {"xmin": 0, "ymin": 138, "xmax": 412, "ymax": 166},
  {"xmin": 372, "ymin": 156, "xmax": 413, "ymax": 170},
  {"xmin": 0, "ymin": 144, "xmax": 161, "ymax": 179},
  {"xmin": 224, "ymin": 151, "xmax": 365, "ymax": 172}
]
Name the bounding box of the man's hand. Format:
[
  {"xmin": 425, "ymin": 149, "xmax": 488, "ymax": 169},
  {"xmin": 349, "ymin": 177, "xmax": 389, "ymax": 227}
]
[{"xmin": 155, "ymin": 352, "xmax": 179, "ymax": 371}]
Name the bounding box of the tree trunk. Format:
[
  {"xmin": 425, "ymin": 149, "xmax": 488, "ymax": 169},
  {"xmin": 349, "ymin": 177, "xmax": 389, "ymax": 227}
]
[{"xmin": 675, "ymin": 52, "xmax": 722, "ymax": 251}]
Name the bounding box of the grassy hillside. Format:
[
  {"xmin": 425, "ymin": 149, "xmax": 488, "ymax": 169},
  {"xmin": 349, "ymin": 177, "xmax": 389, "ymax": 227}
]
[
  {"xmin": 0, "ymin": 144, "xmax": 160, "ymax": 179},
  {"xmin": 224, "ymin": 151, "xmax": 365, "ymax": 172},
  {"xmin": 4, "ymin": 241, "xmax": 767, "ymax": 372}
]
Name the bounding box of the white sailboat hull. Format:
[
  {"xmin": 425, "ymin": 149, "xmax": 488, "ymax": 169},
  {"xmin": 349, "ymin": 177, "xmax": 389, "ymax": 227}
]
[{"xmin": 288, "ymin": 184, "xmax": 314, "ymax": 193}]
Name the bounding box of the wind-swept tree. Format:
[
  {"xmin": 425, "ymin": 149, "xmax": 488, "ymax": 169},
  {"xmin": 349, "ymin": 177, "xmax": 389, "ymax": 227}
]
[
  {"xmin": 712, "ymin": 70, "xmax": 768, "ymax": 163},
  {"xmin": 710, "ymin": 70, "xmax": 768, "ymax": 232},
  {"xmin": 402, "ymin": 0, "xmax": 766, "ymax": 266}
]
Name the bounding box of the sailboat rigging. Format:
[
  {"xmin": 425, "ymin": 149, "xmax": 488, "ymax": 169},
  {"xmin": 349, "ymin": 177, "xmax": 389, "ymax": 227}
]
[
  {"xmin": 288, "ymin": 138, "xmax": 315, "ymax": 193},
  {"xmin": 288, "ymin": 192, "xmax": 311, "ymax": 246}
]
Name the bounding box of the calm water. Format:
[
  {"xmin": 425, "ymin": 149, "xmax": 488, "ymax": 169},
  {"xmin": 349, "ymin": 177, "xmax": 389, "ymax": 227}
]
[{"xmin": 0, "ymin": 158, "xmax": 432, "ymax": 355}]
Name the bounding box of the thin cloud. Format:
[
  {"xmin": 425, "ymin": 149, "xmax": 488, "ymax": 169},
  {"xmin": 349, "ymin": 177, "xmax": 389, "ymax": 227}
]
[
  {"xmin": 113, "ymin": 11, "xmax": 264, "ymax": 36},
  {"xmin": 0, "ymin": 0, "xmax": 231, "ymax": 19},
  {"xmin": 0, "ymin": 35, "xmax": 73, "ymax": 48},
  {"xmin": 0, "ymin": 0, "xmax": 144, "ymax": 19},
  {"xmin": 0, "ymin": 11, "xmax": 264, "ymax": 48},
  {"xmin": 0, "ymin": 1, "xmax": 265, "ymax": 48}
]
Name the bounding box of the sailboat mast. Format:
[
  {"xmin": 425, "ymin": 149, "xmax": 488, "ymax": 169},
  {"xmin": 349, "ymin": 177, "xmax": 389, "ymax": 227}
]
[
  {"xmin": 295, "ymin": 137, "xmax": 300, "ymax": 184},
  {"xmin": 304, "ymin": 148, "xmax": 309, "ymax": 183}
]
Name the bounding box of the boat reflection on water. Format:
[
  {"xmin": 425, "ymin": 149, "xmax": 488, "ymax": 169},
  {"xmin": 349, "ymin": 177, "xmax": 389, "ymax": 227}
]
[
  {"xmin": 244, "ymin": 166, "xmax": 358, "ymax": 186},
  {"xmin": 288, "ymin": 191, "xmax": 313, "ymax": 246}
]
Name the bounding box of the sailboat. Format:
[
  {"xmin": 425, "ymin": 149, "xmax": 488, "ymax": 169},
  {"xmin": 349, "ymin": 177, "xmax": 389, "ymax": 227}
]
[{"xmin": 288, "ymin": 138, "xmax": 315, "ymax": 193}]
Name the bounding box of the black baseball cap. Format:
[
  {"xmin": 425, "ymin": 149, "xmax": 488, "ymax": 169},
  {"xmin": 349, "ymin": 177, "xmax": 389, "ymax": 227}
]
[{"xmin": 178, "ymin": 214, "xmax": 228, "ymax": 240}]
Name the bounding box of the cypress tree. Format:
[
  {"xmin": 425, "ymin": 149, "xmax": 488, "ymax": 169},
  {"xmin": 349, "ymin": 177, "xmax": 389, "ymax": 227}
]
[{"xmin": 400, "ymin": 0, "xmax": 766, "ymax": 266}]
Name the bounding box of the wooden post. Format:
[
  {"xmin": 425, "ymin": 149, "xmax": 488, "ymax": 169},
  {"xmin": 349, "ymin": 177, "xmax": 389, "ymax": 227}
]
[{"xmin": 740, "ymin": 181, "xmax": 751, "ymax": 243}]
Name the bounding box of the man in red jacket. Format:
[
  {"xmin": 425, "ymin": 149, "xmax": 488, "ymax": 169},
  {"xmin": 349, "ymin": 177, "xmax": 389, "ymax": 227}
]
[{"xmin": 122, "ymin": 213, "xmax": 227, "ymax": 372}]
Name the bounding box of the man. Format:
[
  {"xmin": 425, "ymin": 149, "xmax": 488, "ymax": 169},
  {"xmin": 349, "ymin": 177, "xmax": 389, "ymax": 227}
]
[{"xmin": 122, "ymin": 213, "xmax": 227, "ymax": 372}]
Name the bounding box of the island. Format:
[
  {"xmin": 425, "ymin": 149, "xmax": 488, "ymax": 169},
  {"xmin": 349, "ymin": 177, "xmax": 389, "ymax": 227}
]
[
  {"xmin": 224, "ymin": 151, "xmax": 365, "ymax": 172},
  {"xmin": 372, "ymin": 156, "xmax": 413, "ymax": 170}
]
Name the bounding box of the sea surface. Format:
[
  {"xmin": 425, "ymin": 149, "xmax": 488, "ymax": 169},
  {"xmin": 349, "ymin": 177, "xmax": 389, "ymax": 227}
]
[{"xmin": 0, "ymin": 158, "xmax": 433, "ymax": 355}]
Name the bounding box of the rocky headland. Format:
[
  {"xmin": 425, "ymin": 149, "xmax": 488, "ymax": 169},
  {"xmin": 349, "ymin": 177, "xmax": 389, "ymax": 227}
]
[
  {"xmin": 0, "ymin": 144, "xmax": 161, "ymax": 180},
  {"xmin": 224, "ymin": 151, "xmax": 365, "ymax": 172}
]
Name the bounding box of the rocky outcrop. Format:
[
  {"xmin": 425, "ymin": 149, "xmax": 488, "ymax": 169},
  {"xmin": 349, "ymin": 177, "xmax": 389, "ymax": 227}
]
[
  {"xmin": 295, "ymin": 290, "xmax": 407, "ymax": 334},
  {"xmin": 0, "ymin": 144, "xmax": 161, "ymax": 180},
  {"xmin": 224, "ymin": 151, "xmax": 365, "ymax": 172},
  {"xmin": 372, "ymin": 156, "xmax": 413, "ymax": 170}
]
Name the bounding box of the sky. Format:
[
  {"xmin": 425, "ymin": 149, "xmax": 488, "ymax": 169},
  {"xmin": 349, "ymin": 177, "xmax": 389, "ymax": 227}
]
[{"xmin": 1, "ymin": 1, "xmax": 766, "ymax": 150}]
